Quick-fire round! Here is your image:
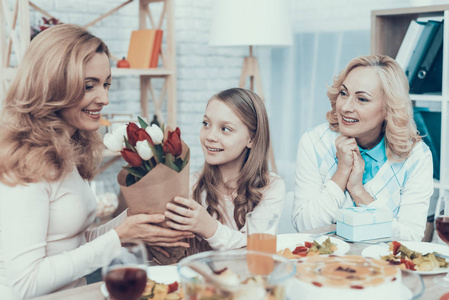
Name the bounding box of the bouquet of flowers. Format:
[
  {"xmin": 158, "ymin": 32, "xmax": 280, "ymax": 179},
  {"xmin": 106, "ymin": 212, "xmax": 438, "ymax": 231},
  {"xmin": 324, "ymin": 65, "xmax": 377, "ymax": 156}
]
[{"xmin": 104, "ymin": 117, "xmax": 190, "ymax": 264}]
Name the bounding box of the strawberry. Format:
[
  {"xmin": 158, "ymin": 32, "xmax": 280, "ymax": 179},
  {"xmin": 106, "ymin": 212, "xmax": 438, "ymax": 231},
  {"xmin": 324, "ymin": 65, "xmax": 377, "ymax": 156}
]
[
  {"xmin": 167, "ymin": 281, "xmax": 178, "ymax": 293},
  {"xmin": 392, "ymin": 241, "xmax": 401, "ymax": 256},
  {"xmin": 292, "ymin": 246, "xmax": 308, "ymax": 255}
]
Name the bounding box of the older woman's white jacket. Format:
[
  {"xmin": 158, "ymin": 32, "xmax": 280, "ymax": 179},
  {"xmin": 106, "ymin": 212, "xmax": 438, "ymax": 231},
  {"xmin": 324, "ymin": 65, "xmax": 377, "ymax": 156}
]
[{"xmin": 293, "ymin": 123, "xmax": 433, "ymax": 241}]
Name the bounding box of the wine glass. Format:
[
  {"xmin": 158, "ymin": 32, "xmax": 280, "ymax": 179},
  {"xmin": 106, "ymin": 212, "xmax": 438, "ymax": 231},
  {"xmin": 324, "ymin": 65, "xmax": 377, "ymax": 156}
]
[
  {"xmin": 102, "ymin": 240, "xmax": 148, "ymax": 300},
  {"xmin": 434, "ymin": 195, "xmax": 449, "ymax": 287}
]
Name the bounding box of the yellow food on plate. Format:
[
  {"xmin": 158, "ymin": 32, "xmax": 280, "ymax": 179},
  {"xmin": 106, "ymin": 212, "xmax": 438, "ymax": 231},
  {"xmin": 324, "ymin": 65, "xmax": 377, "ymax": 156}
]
[
  {"xmin": 141, "ymin": 278, "xmax": 183, "ymax": 300},
  {"xmin": 380, "ymin": 241, "xmax": 449, "ymax": 272},
  {"xmin": 277, "ymin": 237, "xmax": 338, "ymax": 259}
]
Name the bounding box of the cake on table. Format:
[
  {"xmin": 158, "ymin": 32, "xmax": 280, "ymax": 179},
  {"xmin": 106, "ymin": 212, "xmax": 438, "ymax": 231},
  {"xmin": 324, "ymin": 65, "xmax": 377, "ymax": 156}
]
[{"xmin": 287, "ymin": 255, "xmax": 403, "ymax": 300}]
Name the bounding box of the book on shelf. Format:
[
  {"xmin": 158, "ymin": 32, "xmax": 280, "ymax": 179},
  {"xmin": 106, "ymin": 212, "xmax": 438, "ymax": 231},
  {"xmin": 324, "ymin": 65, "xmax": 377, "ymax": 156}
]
[
  {"xmin": 150, "ymin": 30, "xmax": 163, "ymax": 68},
  {"xmin": 404, "ymin": 20, "xmax": 442, "ymax": 83},
  {"xmin": 126, "ymin": 29, "xmax": 157, "ymax": 69},
  {"xmin": 409, "ymin": 21, "xmax": 443, "ymax": 94},
  {"xmin": 413, "ymin": 107, "xmax": 441, "ymax": 180},
  {"xmin": 395, "ymin": 20, "xmax": 425, "ymax": 71}
]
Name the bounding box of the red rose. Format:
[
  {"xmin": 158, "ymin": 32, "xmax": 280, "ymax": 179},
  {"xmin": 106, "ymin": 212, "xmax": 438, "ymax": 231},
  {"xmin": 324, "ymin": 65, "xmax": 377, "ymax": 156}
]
[
  {"xmin": 164, "ymin": 127, "xmax": 182, "ymax": 156},
  {"xmin": 136, "ymin": 128, "xmax": 154, "ymax": 145},
  {"xmin": 121, "ymin": 148, "xmax": 143, "ymax": 167},
  {"xmin": 127, "ymin": 123, "xmax": 140, "ymax": 146}
]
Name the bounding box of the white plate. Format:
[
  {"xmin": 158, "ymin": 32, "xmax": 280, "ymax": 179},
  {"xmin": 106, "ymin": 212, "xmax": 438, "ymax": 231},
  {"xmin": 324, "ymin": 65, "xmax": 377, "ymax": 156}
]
[
  {"xmin": 285, "ymin": 269, "xmax": 423, "ymax": 300},
  {"xmin": 276, "ymin": 233, "xmax": 350, "ymax": 256},
  {"xmin": 101, "ymin": 265, "xmax": 179, "ymax": 297},
  {"xmin": 361, "ymin": 241, "xmax": 449, "ymax": 275}
]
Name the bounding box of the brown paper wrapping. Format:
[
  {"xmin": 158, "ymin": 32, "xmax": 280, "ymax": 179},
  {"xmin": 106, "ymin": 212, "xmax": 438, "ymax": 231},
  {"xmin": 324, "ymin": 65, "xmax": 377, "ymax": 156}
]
[{"xmin": 117, "ymin": 141, "xmax": 190, "ymax": 265}]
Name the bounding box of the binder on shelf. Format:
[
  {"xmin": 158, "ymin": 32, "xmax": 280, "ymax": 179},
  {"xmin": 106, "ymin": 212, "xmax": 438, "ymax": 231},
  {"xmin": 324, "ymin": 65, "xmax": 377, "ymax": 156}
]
[
  {"xmin": 410, "ymin": 21, "xmax": 443, "ymax": 94},
  {"xmin": 404, "ymin": 20, "xmax": 442, "ymax": 83},
  {"xmin": 126, "ymin": 29, "xmax": 157, "ymax": 69},
  {"xmin": 395, "ymin": 20, "xmax": 425, "ymax": 71},
  {"xmin": 413, "ymin": 107, "xmax": 441, "ymax": 180},
  {"xmin": 150, "ymin": 30, "xmax": 163, "ymax": 68}
]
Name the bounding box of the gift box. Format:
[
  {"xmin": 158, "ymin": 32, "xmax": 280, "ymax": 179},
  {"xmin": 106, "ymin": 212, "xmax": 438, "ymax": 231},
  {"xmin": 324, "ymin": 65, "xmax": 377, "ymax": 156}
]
[{"xmin": 336, "ymin": 207, "xmax": 393, "ymax": 241}]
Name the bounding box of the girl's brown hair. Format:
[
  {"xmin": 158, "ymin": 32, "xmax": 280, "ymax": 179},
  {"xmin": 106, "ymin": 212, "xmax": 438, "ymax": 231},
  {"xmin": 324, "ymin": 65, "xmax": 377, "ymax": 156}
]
[
  {"xmin": 192, "ymin": 88, "xmax": 271, "ymax": 229},
  {"xmin": 326, "ymin": 54, "xmax": 421, "ymax": 161},
  {"xmin": 0, "ymin": 24, "xmax": 110, "ymax": 185}
]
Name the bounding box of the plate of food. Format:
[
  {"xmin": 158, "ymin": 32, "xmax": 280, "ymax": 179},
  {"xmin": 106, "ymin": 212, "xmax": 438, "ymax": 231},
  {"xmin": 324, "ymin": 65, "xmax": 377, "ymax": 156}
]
[
  {"xmin": 276, "ymin": 233, "xmax": 350, "ymax": 259},
  {"xmin": 361, "ymin": 241, "xmax": 449, "ymax": 275},
  {"xmin": 101, "ymin": 265, "xmax": 182, "ymax": 299}
]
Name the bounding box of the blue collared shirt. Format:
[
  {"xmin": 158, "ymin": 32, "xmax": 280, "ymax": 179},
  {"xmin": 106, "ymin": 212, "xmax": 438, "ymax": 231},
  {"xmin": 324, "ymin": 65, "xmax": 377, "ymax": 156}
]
[{"xmin": 359, "ymin": 136, "xmax": 387, "ymax": 184}]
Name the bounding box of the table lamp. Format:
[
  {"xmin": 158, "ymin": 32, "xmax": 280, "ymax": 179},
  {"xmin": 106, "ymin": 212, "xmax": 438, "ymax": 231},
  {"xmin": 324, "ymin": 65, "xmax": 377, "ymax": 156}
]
[{"xmin": 209, "ymin": 0, "xmax": 293, "ymax": 172}]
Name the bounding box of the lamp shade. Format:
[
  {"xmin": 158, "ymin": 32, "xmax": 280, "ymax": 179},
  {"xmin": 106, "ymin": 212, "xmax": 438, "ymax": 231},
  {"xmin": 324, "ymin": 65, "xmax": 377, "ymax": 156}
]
[{"xmin": 209, "ymin": 0, "xmax": 293, "ymax": 47}]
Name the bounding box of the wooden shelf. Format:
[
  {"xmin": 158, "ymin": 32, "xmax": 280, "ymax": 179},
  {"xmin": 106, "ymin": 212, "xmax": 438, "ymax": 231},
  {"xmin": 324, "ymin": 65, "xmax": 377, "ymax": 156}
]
[
  {"xmin": 410, "ymin": 94, "xmax": 446, "ymax": 102},
  {"xmin": 111, "ymin": 67, "xmax": 173, "ymax": 77}
]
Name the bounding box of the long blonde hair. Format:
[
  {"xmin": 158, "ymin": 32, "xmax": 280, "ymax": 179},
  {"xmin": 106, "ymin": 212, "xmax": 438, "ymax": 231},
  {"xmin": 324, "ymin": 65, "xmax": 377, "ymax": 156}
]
[
  {"xmin": 326, "ymin": 54, "xmax": 421, "ymax": 161},
  {"xmin": 0, "ymin": 24, "xmax": 110, "ymax": 186},
  {"xmin": 193, "ymin": 88, "xmax": 270, "ymax": 229}
]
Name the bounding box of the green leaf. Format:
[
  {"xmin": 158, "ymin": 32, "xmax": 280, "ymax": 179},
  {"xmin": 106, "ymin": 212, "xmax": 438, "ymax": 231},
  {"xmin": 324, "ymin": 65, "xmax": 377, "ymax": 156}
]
[
  {"xmin": 125, "ymin": 173, "xmax": 138, "ymax": 186},
  {"xmin": 180, "ymin": 148, "xmax": 190, "ymax": 170},
  {"xmin": 138, "ymin": 116, "xmax": 149, "ymax": 129},
  {"xmin": 124, "ymin": 137, "xmax": 136, "ymax": 152},
  {"xmin": 146, "ymin": 141, "xmax": 163, "ymax": 164},
  {"xmin": 161, "ymin": 123, "xmax": 165, "ymax": 133},
  {"xmin": 164, "ymin": 153, "xmax": 180, "ymax": 172},
  {"xmin": 143, "ymin": 160, "xmax": 152, "ymax": 172},
  {"xmin": 123, "ymin": 166, "xmax": 146, "ymax": 178}
]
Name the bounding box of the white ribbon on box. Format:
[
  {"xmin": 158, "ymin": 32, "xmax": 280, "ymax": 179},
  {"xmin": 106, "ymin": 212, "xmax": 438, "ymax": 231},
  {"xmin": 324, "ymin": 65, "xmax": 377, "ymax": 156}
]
[{"xmin": 336, "ymin": 206, "xmax": 393, "ymax": 226}]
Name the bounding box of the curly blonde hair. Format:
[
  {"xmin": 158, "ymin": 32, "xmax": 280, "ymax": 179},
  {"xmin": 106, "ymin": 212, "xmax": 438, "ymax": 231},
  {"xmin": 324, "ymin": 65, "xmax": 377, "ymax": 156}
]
[
  {"xmin": 192, "ymin": 88, "xmax": 270, "ymax": 230},
  {"xmin": 326, "ymin": 54, "xmax": 421, "ymax": 161},
  {"xmin": 0, "ymin": 24, "xmax": 109, "ymax": 186}
]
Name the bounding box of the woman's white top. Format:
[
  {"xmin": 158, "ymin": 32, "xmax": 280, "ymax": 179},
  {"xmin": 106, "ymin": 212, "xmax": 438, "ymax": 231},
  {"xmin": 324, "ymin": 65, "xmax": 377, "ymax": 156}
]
[
  {"xmin": 293, "ymin": 123, "xmax": 433, "ymax": 241},
  {"xmin": 192, "ymin": 172, "xmax": 285, "ymax": 250},
  {"xmin": 0, "ymin": 168, "xmax": 127, "ymax": 300}
]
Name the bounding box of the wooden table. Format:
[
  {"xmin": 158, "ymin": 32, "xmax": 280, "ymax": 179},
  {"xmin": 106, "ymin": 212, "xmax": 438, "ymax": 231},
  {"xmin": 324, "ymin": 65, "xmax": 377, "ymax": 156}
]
[{"xmin": 32, "ymin": 225, "xmax": 449, "ymax": 300}]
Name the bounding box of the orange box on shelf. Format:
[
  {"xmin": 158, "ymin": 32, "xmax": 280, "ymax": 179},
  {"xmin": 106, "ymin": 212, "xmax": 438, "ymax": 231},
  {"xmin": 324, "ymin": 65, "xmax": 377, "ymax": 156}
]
[
  {"xmin": 126, "ymin": 29, "xmax": 156, "ymax": 69},
  {"xmin": 150, "ymin": 30, "xmax": 163, "ymax": 68}
]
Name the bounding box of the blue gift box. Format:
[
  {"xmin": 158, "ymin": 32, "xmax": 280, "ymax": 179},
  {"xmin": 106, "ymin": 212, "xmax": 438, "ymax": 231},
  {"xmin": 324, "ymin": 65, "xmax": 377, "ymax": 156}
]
[{"xmin": 336, "ymin": 207, "xmax": 393, "ymax": 241}]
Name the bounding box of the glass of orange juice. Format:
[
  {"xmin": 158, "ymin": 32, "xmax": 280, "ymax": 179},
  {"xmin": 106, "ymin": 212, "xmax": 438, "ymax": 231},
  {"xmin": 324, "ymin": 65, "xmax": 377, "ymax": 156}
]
[{"xmin": 246, "ymin": 212, "xmax": 280, "ymax": 275}]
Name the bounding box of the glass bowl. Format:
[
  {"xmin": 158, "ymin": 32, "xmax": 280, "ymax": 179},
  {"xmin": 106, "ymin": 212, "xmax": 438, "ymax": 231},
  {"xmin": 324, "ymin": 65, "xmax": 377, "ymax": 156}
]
[{"xmin": 177, "ymin": 249, "xmax": 296, "ymax": 300}]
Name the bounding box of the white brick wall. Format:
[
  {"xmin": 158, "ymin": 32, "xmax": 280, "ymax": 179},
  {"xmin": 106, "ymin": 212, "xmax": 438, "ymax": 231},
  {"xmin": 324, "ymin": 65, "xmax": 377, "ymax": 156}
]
[{"xmin": 22, "ymin": 0, "xmax": 449, "ymax": 193}]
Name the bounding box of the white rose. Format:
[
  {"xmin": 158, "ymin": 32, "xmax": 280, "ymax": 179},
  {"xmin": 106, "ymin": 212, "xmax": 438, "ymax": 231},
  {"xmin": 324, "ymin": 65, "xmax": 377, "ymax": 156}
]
[
  {"xmin": 136, "ymin": 140, "xmax": 154, "ymax": 160},
  {"xmin": 145, "ymin": 124, "xmax": 164, "ymax": 145},
  {"xmin": 113, "ymin": 124, "xmax": 128, "ymax": 142},
  {"xmin": 103, "ymin": 132, "xmax": 123, "ymax": 152}
]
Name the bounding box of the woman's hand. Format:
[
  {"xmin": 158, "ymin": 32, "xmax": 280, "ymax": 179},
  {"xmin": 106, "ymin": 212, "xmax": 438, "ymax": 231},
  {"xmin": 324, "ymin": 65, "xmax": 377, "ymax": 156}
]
[
  {"xmin": 332, "ymin": 135, "xmax": 358, "ymax": 191},
  {"xmin": 347, "ymin": 149, "xmax": 365, "ymax": 192},
  {"xmin": 164, "ymin": 197, "xmax": 218, "ymax": 239},
  {"xmin": 115, "ymin": 214, "xmax": 195, "ymax": 248},
  {"xmin": 347, "ymin": 149, "xmax": 374, "ymax": 206}
]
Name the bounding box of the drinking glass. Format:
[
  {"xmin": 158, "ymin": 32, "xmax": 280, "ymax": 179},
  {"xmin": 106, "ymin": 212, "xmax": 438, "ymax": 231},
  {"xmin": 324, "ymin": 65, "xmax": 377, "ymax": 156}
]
[
  {"xmin": 246, "ymin": 211, "xmax": 280, "ymax": 275},
  {"xmin": 102, "ymin": 240, "xmax": 148, "ymax": 300},
  {"xmin": 434, "ymin": 195, "xmax": 449, "ymax": 287}
]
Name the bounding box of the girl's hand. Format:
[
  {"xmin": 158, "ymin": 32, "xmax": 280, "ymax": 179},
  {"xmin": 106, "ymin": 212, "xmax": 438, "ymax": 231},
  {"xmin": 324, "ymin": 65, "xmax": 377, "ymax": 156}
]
[
  {"xmin": 115, "ymin": 214, "xmax": 195, "ymax": 248},
  {"xmin": 164, "ymin": 197, "xmax": 218, "ymax": 239},
  {"xmin": 332, "ymin": 135, "xmax": 358, "ymax": 191},
  {"xmin": 347, "ymin": 150, "xmax": 374, "ymax": 205}
]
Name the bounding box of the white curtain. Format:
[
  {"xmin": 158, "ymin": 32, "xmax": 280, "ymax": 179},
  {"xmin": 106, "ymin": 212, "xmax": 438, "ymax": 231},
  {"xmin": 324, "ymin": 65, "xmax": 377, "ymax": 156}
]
[{"xmin": 268, "ymin": 30, "xmax": 370, "ymax": 191}]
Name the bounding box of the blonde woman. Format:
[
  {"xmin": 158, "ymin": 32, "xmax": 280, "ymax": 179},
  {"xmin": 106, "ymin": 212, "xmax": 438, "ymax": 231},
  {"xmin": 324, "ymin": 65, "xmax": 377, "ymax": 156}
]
[
  {"xmin": 292, "ymin": 55, "xmax": 433, "ymax": 241},
  {"xmin": 0, "ymin": 24, "xmax": 192, "ymax": 300}
]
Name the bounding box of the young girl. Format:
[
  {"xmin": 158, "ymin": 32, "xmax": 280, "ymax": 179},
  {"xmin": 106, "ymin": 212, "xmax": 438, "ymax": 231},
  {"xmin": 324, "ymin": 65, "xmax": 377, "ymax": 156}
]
[{"xmin": 164, "ymin": 88, "xmax": 285, "ymax": 251}]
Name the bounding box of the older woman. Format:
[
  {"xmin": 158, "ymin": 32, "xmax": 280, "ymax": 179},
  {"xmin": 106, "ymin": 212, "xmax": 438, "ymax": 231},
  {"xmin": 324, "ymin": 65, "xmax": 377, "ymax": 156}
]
[
  {"xmin": 292, "ymin": 55, "xmax": 433, "ymax": 241},
  {"xmin": 0, "ymin": 24, "xmax": 193, "ymax": 300}
]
